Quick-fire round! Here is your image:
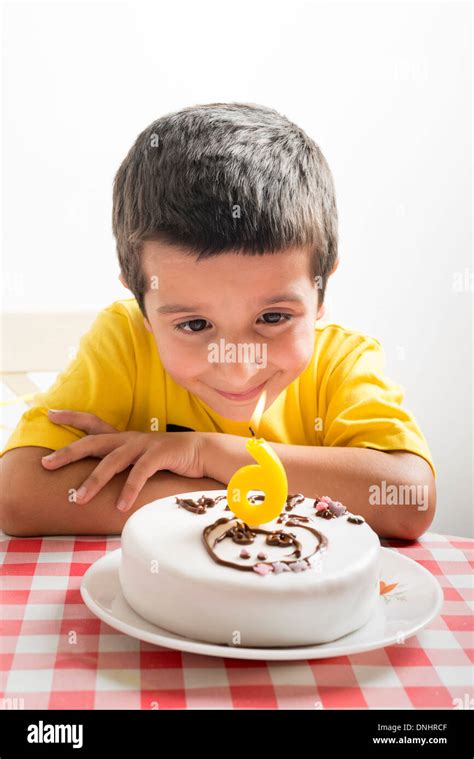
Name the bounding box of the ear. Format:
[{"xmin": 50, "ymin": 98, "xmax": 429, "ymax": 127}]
[
  {"xmin": 316, "ymin": 302, "xmax": 326, "ymax": 320},
  {"xmin": 119, "ymin": 273, "xmax": 129, "ymax": 289},
  {"xmin": 143, "ymin": 317, "xmax": 153, "ymax": 334},
  {"xmin": 329, "ymin": 258, "xmax": 340, "ymax": 276}
]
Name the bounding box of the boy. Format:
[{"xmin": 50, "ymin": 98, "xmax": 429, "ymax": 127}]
[{"xmin": 0, "ymin": 102, "xmax": 436, "ymax": 539}]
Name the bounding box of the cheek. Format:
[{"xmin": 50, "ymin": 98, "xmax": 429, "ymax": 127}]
[
  {"xmin": 270, "ymin": 322, "xmax": 315, "ymax": 372},
  {"xmin": 153, "ymin": 332, "xmax": 209, "ymax": 380},
  {"xmin": 151, "ymin": 320, "xmax": 315, "ymax": 380}
]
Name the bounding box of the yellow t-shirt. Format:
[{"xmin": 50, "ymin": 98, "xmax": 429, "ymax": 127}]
[{"xmin": 1, "ymin": 298, "xmax": 436, "ymax": 477}]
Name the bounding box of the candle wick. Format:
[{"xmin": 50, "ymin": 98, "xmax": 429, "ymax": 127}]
[{"xmin": 249, "ymin": 426, "xmax": 256, "ymax": 437}]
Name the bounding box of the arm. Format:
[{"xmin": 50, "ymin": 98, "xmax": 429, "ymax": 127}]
[
  {"xmin": 0, "ymin": 446, "xmax": 225, "ymax": 537},
  {"xmin": 202, "ymin": 433, "xmax": 436, "ymax": 541}
]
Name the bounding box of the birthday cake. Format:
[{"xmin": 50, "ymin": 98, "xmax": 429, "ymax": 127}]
[{"xmin": 119, "ymin": 490, "xmax": 381, "ymax": 648}]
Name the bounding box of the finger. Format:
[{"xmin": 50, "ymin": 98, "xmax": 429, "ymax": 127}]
[
  {"xmin": 47, "ymin": 409, "xmax": 118, "ymax": 434},
  {"xmin": 116, "ymin": 451, "xmax": 160, "ymax": 512},
  {"xmin": 74, "ymin": 446, "xmax": 139, "ymax": 504},
  {"xmin": 41, "ymin": 433, "xmax": 124, "ymax": 469}
]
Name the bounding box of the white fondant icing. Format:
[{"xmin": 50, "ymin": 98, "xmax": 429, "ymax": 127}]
[{"xmin": 119, "ymin": 490, "xmax": 381, "ymax": 647}]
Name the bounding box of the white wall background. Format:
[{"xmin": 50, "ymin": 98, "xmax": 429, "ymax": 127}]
[{"xmin": 2, "ymin": 0, "xmax": 472, "ymax": 536}]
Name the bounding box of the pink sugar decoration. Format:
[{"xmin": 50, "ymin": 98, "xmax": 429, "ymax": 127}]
[
  {"xmin": 272, "ymin": 561, "xmax": 291, "ymax": 573},
  {"xmin": 290, "ymin": 560, "xmax": 308, "ymax": 573},
  {"xmin": 253, "ymin": 563, "xmax": 274, "ymax": 576},
  {"xmin": 329, "ymin": 500, "xmax": 346, "ymax": 517}
]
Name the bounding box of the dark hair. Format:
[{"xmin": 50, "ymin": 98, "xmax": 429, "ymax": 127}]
[{"xmin": 112, "ymin": 102, "xmax": 338, "ymax": 317}]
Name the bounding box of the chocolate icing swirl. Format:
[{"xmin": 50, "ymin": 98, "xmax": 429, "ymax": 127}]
[
  {"xmin": 217, "ymin": 522, "xmax": 255, "ymax": 544},
  {"xmin": 175, "ymin": 494, "xmax": 226, "ymax": 514},
  {"xmin": 174, "ymin": 492, "xmax": 369, "ymax": 575},
  {"xmin": 277, "ymin": 513, "xmax": 310, "ymax": 525},
  {"xmin": 284, "ymin": 493, "xmax": 305, "ymax": 511},
  {"xmin": 245, "ymin": 492, "xmax": 305, "ymax": 512},
  {"xmin": 314, "ymin": 508, "xmax": 337, "ymax": 520},
  {"xmin": 266, "ymin": 529, "xmax": 301, "ymax": 556},
  {"xmin": 347, "ymin": 515, "xmax": 365, "ymax": 524},
  {"xmin": 202, "ymin": 516, "xmax": 328, "ymax": 572},
  {"xmin": 186, "ymin": 492, "xmax": 308, "ymax": 516}
]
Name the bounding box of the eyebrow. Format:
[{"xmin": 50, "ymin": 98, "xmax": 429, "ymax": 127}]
[{"xmin": 156, "ymin": 294, "xmax": 304, "ymax": 315}]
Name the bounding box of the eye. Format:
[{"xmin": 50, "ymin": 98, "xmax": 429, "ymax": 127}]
[
  {"xmin": 173, "ymin": 312, "xmax": 293, "ymax": 334},
  {"xmin": 174, "ymin": 318, "xmax": 211, "ymax": 333},
  {"xmin": 258, "ymin": 312, "xmax": 292, "ymax": 326}
]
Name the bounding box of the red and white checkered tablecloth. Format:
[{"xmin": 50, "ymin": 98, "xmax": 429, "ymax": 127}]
[{"xmin": 0, "ymin": 530, "xmax": 472, "ymax": 710}]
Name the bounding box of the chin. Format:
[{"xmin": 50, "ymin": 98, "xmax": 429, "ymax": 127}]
[
  {"xmin": 218, "ymin": 406, "xmax": 256, "ymax": 422},
  {"xmin": 194, "ymin": 391, "xmax": 257, "ymax": 422}
]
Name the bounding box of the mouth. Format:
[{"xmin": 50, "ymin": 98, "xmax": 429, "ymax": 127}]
[{"xmin": 214, "ymin": 379, "xmax": 268, "ymax": 402}]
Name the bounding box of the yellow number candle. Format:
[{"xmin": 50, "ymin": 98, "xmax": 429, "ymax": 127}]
[{"xmin": 226, "ymin": 390, "xmax": 288, "ymax": 526}]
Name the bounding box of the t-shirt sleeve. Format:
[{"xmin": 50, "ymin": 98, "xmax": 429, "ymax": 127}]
[
  {"xmin": 1, "ymin": 306, "xmax": 136, "ymax": 456},
  {"xmin": 322, "ymin": 335, "xmax": 436, "ymax": 478}
]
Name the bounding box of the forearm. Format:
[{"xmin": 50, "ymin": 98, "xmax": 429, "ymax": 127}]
[
  {"xmin": 1, "ymin": 446, "xmax": 224, "ymax": 537},
  {"xmin": 203, "ymin": 433, "xmax": 435, "ymax": 540}
]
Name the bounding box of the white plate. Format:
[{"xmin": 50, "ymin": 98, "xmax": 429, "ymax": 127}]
[{"xmin": 80, "ymin": 547, "xmax": 443, "ymax": 661}]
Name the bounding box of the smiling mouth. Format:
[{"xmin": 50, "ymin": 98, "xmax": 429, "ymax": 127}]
[{"xmin": 214, "ymin": 379, "xmax": 268, "ymax": 402}]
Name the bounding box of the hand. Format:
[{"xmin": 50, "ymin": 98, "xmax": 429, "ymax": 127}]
[{"xmin": 41, "ymin": 410, "xmax": 206, "ymax": 511}]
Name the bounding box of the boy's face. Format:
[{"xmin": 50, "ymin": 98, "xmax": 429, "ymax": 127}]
[{"xmin": 122, "ymin": 243, "xmax": 328, "ymax": 422}]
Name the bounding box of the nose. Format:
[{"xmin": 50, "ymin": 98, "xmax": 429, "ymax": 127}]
[
  {"xmin": 214, "ymin": 356, "xmax": 265, "ymax": 389},
  {"xmin": 210, "ymin": 331, "xmax": 267, "ymax": 386}
]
